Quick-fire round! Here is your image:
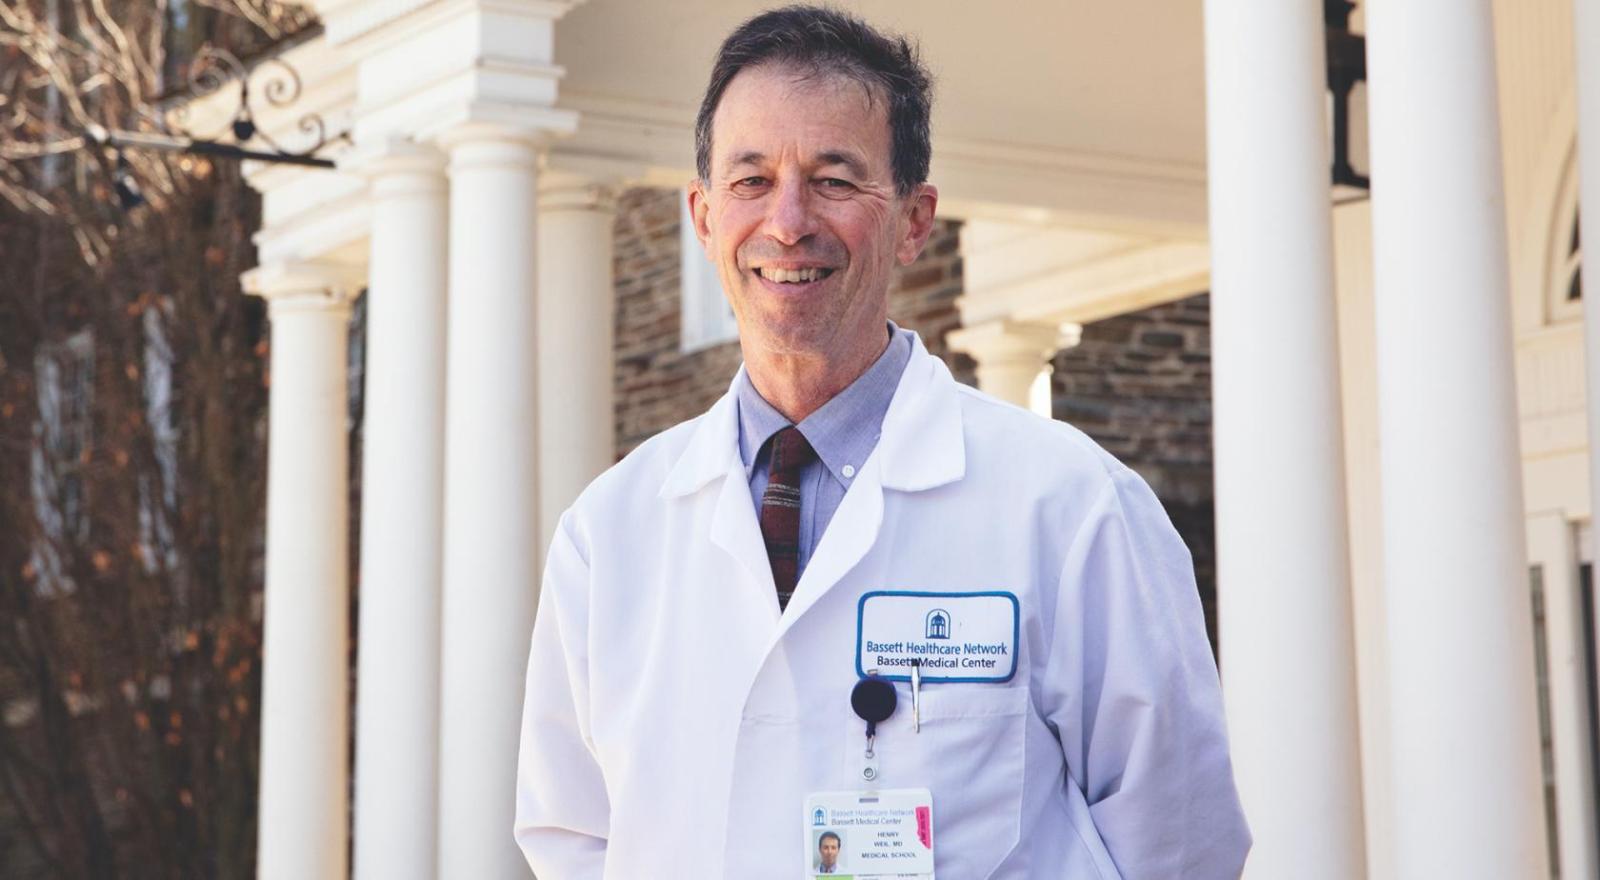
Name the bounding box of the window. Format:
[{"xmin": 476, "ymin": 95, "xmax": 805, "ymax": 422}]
[
  {"xmin": 1528, "ymin": 565, "xmax": 1564, "ymax": 874},
  {"xmin": 1580, "ymin": 562, "xmax": 1600, "ymax": 850},
  {"xmin": 137, "ymin": 304, "xmax": 179, "ymax": 576},
  {"xmin": 33, "ymin": 329, "xmax": 95, "ymax": 540},
  {"xmin": 30, "ymin": 329, "xmax": 95, "ymax": 594},
  {"xmin": 1562, "ymin": 212, "xmax": 1582, "ymax": 306},
  {"xmin": 678, "ymin": 190, "xmax": 739, "ymax": 352},
  {"xmin": 1548, "ymin": 156, "xmax": 1582, "ymax": 324},
  {"xmin": 1579, "ymin": 521, "xmax": 1600, "ymax": 858}
]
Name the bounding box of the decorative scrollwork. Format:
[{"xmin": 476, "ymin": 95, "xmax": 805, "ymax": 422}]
[
  {"xmin": 189, "ymin": 48, "xmax": 246, "ymax": 96},
  {"xmin": 297, "ymin": 114, "xmax": 328, "ymax": 151},
  {"xmin": 259, "ymin": 59, "xmax": 303, "ymax": 108},
  {"xmin": 159, "ymin": 47, "xmax": 335, "ymax": 162}
]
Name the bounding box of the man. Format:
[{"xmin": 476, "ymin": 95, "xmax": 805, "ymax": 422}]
[
  {"xmin": 815, "ymin": 830, "xmax": 841, "ymax": 874},
  {"xmin": 516, "ymin": 6, "xmax": 1250, "ymax": 878}
]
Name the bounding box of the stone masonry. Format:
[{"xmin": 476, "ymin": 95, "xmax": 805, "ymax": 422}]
[{"xmin": 1051, "ymin": 294, "xmax": 1217, "ymax": 648}]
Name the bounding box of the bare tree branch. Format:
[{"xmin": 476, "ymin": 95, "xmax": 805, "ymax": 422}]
[{"xmin": 1, "ymin": 1, "xmax": 313, "ymax": 873}]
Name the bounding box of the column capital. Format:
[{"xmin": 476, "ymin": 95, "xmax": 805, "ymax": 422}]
[
  {"xmin": 337, "ymin": 0, "xmax": 582, "ymax": 165},
  {"xmin": 339, "ymin": 137, "xmax": 447, "ymax": 180},
  {"xmin": 538, "ymin": 171, "xmax": 620, "ymax": 213},
  {"xmin": 430, "ymin": 112, "xmax": 579, "ymax": 155},
  {"xmin": 948, "ymin": 319, "xmax": 1077, "ymax": 365},
  {"xmin": 537, "ymin": 153, "xmax": 642, "ymax": 212},
  {"xmin": 243, "ymin": 260, "xmax": 365, "ymax": 316}
]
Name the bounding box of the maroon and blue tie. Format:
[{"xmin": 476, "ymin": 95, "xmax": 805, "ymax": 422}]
[{"xmin": 760, "ymin": 426, "xmax": 815, "ymax": 609}]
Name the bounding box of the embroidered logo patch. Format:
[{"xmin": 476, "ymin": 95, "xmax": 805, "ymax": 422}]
[{"xmin": 856, "ymin": 591, "xmax": 1019, "ymax": 683}]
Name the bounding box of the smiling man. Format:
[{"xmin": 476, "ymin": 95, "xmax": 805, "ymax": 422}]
[{"xmin": 515, "ymin": 6, "xmax": 1250, "ymax": 878}]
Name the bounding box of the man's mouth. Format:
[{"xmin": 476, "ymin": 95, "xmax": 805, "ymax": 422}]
[{"xmin": 754, "ymin": 266, "xmax": 836, "ymax": 284}]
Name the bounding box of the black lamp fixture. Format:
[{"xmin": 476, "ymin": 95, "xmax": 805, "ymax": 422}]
[
  {"xmin": 110, "ymin": 149, "xmax": 146, "ymax": 211},
  {"xmin": 1326, "ymin": 0, "xmax": 1370, "ymax": 192}
]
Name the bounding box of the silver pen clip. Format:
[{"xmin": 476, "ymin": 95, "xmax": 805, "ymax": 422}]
[{"xmin": 911, "ymin": 659, "xmax": 922, "ymax": 733}]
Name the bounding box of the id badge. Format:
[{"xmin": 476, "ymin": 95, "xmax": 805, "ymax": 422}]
[{"xmin": 803, "ymin": 789, "xmax": 934, "ymax": 878}]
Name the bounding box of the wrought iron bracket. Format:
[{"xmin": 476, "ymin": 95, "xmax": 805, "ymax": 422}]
[
  {"xmin": 86, "ymin": 125, "xmax": 335, "ymax": 169},
  {"xmin": 86, "ymin": 48, "xmax": 342, "ymax": 207}
]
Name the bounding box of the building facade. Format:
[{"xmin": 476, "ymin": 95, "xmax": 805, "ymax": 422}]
[{"xmin": 210, "ymin": 1, "xmax": 1600, "ymax": 878}]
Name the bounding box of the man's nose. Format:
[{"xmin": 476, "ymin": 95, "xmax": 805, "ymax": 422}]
[{"xmin": 762, "ymin": 177, "xmax": 819, "ymax": 246}]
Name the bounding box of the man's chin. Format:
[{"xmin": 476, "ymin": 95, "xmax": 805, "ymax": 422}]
[{"xmin": 738, "ymin": 319, "xmax": 837, "ymax": 358}]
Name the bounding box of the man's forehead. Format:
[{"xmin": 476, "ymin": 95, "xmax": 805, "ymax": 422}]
[{"xmin": 710, "ymin": 64, "xmax": 890, "ymax": 164}]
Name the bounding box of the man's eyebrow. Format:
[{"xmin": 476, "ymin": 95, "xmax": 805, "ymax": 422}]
[
  {"xmin": 723, "ymin": 151, "xmax": 766, "ymax": 173},
  {"xmin": 816, "ymin": 151, "xmax": 868, "ymax": 177},
  {"xmin": 720, "ymin": 150, "xmax": 870, "ymax": 177}
]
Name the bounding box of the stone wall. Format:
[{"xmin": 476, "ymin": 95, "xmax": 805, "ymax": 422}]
[
  {"xmin": 612, "ymin": 187, "xmax": 745, "ymax": 457},
  {"xmin": 1050, "ymin": 293, "xmax": 1217, "ymax": 647},
  {"xmin": 611, "ymin": 186, "xmax": 971, "ymax": 457}
]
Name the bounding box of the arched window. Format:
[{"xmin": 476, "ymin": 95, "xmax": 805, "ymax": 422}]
[
  {"xmin": 1547, "ymin": 155, "xmax": 1583, "ymax": 324},
  {"xmin": 1563, "ymin": 211, "xmax": 1582, "ymax": 305}
]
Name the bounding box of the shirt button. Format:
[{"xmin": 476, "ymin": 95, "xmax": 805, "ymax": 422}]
[{"xmin": 842, "ymin": 465, "xmax": 857, "ymax": 479}]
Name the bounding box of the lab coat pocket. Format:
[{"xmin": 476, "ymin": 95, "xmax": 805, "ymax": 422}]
[{"xmin": 910, "ymin": 684, "xmax": 1028, "ymax": 879}]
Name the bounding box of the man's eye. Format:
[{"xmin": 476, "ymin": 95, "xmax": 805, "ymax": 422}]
[
  {"xmin": 734, "ymin": 176, "xmax": 768, "ymax": 188},
  {"xmin": 818, "ymin": 178, "xmax": 854, "ymax": 189}
]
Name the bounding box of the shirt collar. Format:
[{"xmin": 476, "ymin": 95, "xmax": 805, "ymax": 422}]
[{"xmin": 736, "ymin": 321, "xmax": 915, "ymax": 484}]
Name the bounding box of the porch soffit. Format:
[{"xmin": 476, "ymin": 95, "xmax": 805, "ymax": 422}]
[{"xmin": 957, "ymin": 221, "xmax": 1210, "ymax": 328}]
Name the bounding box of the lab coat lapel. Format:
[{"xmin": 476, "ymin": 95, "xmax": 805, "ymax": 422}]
[
  {"xmin": 774, "ymin": 453, "xmax": 884, "ymax": 630},
  {"xmin": 710, "ymin": 460, "xmax": 781, "ymax": 625},
  {"xmin": 774, "ymin": 336, "xmax": 966, "ymax": 636},
  {"xmin": 660, "ymin": 371, "xmax": 781, "ymax": 626}
]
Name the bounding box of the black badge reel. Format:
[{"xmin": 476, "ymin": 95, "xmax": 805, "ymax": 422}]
[{"xmin": 851, "ymin": 672, "xmax": 897, "ymax": 782}]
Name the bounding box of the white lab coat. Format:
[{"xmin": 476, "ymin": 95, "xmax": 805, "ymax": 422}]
[{"xmin": 516, "ymin": 336, "xmax": 1250, "ymax": 879}]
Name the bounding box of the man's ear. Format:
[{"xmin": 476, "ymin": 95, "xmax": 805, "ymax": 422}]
[
  {"xmin": 895, "ymin": 183, "xmax": 940, "ymax": 266},
  {"xmin": 688, "ymin": 181, "xmax": 714, "ymax": 255}
]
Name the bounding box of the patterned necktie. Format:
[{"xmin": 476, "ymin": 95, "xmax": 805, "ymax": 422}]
[{"xmin": 760, "ymin": 426, "xmax": 816, "ymax": 609}]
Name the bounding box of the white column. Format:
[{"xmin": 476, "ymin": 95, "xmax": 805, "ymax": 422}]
[
  {"xmin": 436, "ymin": 124, "xmax": 543, "ymax": 880},
  {"xmin": 1201, "ymin": 1, "xmax": 1365, "ymax": 876},
  {"xmin": 1366, "ymin": 1, "xmax": 1549, "ymax": 876},
  {"xmin": 348, "ymin": 143, "xmax": 449, "ymax": 880},
  {"xmin": 244, "ymin": 261, "xmax": 357, "ymax": 880},
  {"xmin": 1331, "ymin": 200, "xmax": 1400, "ymax": 880},
  {"xmin": 536, "ymin": 172, "xmax": 619, "ymax": 545},
  {"xmin": 948, "ymin": 318, "xmax": 1074, "ymax": 415}
]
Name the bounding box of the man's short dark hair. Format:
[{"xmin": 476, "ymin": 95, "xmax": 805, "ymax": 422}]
[
  {"xmin": 694, "ymin": 4, "xmax": 933, "ymax": 196},
  {"xmin": 819, "ymin": 830, "xmax": 841, "ymax": 847}
]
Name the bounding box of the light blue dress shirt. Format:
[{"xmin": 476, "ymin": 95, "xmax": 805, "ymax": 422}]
[{"xmin": 737, "ymin": 322, "xmax": 914, "ymax": 580}]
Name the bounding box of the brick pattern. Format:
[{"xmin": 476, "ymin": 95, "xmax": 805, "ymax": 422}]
[
  {"xmin": 611, "ymin": 186, "xmax": 971, "ymax": 457},
  {"xmin": 612, "ymin": 187, "xmax": 744, "ymax": 457},
  {"xmin": 1050, "ymin": 293, "xmax": 1217, "ymax": 648},
  {"xmin": 885, "ymin": 219, "xmax": 975, "ymax": 388}
]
